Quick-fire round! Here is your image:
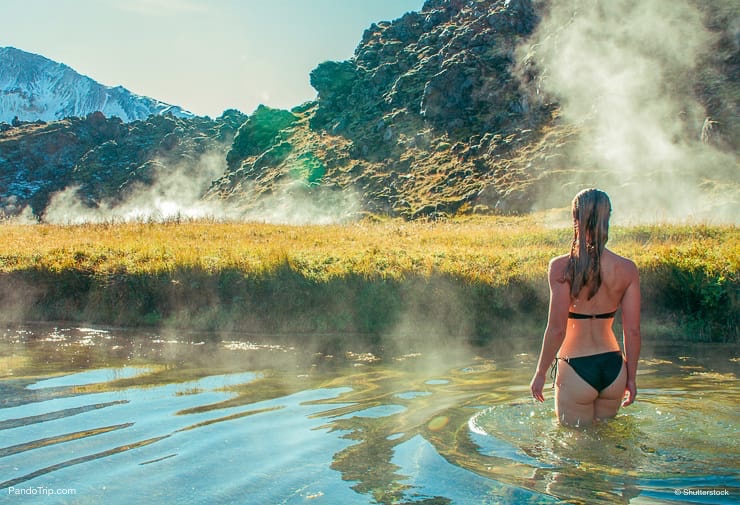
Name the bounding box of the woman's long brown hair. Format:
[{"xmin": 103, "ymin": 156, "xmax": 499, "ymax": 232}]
[{"xmin": 564, "ymin": 188, "xmax": 612, "ymax": 299}]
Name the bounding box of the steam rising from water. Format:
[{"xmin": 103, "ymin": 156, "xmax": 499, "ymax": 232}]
[
  {"xmin": 41, "ymin": 152, "xmax": 360, "ymax": 225},
  {"xmin": 521, "ymin": 0, "xmax": 739, "ymax": 223}
]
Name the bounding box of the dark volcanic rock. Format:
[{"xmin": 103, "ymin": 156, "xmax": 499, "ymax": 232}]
[
  {"xmin": 0, "ymin": 110, "xmax": 246, "ymax": 217},
  {"xmin": 218, "ymin": 0, "xmax": 552, "ymax": 217},
  {"xmin": 310, "ymin": 0, "xmax": 542, "ymax": 142}
]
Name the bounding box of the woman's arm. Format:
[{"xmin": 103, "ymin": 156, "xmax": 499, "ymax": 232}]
[
  {"xmin": 530, "ymin": 257, "xmax": 571, "ymax": 402},
  {"xmin": 620, "ymin": 261, "xmax": 641, "ymax": 406}
]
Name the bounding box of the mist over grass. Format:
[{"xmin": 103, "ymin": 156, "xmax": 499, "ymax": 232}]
[
  {"xmin": 0, "ymin": 216, "xmax": 735, "ymax": 347},
  {"xmin": 35, "ymin": 149, "xmax": 361, "ymax": 226}
]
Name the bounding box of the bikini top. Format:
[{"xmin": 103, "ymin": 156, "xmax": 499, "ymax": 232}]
[{"xmin": 567, "ymin": 310, "xmax": 617, "ymax": 319}]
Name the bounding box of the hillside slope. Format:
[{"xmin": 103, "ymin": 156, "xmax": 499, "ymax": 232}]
[
  {"xmin": 212, "ymin": 0, "xmax": 739, "ymax": 220},
  {"xmin": 0, "ymin": 110, "xmax": 246, "ymax": 219}
]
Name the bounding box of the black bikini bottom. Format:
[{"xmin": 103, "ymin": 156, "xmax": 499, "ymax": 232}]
[{"xmin": 558, "ymin": 351, "xmax": 624, "ymax": 392}]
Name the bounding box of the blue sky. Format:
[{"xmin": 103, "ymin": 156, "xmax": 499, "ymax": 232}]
[{"xmin": 0, "ymin": 0, "xmax": 425, "ymax": 117}]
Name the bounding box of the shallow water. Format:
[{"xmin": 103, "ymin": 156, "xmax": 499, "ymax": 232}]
[{"xmin": 0, "ymin": 325, "xmax": 738, "ymax": 504}]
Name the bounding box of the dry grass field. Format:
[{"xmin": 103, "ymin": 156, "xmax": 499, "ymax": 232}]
[{"xmin": 0, "ymin": 216, "xmax": 736, "ymax": 345}]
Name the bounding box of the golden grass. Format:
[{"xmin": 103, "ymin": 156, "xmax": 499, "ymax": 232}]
[
  {"xmin": 0, "ymin": 216, "xmax": 736, "ymax": 341},
  {"xmin": 0, "ymin": 215, "xmax": 736, "ymax": 284}
]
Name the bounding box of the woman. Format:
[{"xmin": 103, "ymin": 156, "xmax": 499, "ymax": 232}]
[{"xmin": 530, "ymin": 188, "xmax": 641, "ymax": 427}]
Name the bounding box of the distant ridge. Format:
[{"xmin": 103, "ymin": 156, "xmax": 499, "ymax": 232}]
[{"xmin": 0, "ymin": 46, "xmax": 194, "ymax": 123}]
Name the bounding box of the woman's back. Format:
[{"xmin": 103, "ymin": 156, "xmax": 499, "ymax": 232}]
[{"xmin": 558, "ymin": 249, "xmax": 639, "ymax": 358}]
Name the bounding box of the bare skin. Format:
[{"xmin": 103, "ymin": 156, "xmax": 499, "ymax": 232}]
[{"xmin": 530, "ymin": 248, "xmax": 641, "ymax": 427}]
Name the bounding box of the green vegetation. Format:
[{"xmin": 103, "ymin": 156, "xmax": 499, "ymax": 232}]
[
  {"xmin": 226, "ymin": 105, "xmax": 298, "ymax": 169},
  {"xmin": 0, "ymin": 217, "xmax": 736, "ymax": 346}
]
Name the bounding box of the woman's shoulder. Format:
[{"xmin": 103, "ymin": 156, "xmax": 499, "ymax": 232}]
[
  {"xmin": 550, "ymin": 253, "xmax": 570, "ymax": 265},
  {"xmin": 547, "ymin": 254, "xmax": 570, "ymax": 281},
  {"xmin": 604, "ymin": 249, "xmax": 639, "ymax": 275}
]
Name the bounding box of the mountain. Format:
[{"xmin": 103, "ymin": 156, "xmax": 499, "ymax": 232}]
[
  {"xmin": 0, "ymin": 47, "xmax": 193, "ymax": 123},
  {"xmin": 0, "ymin": 0, "xmax": 737, "ymax": 222},
  {"xmin": 211, "ymin": 0, "xmax": 738, "ymax": 220}
]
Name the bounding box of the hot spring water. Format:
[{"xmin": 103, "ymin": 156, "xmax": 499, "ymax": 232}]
[{"xmin": 1, "ymin": 325, "xmax": 737, "ymax": 504}]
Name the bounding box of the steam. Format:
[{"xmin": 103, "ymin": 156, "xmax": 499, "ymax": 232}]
[
  {"xmin": 41, "ymin": 152, "xmax": 360, "ymax": 225},
  {"xmin": 235, "ymin": 180, "xmax": 361, "ymax": 225},
  {"xmin": 521, "ymin": 0, "xmax": 739, "ymax": 223},
  {"xmin": 43, "ymin": 152, "xmax": 229, "ymax": 224}
]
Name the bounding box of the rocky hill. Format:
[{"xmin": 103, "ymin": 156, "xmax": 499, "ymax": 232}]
[
  {"xmin": 0, "ymin": 47, "xmax": 193, "ymax": 123},
  {"xmin": 0, "ymin": 110, "xmax": 246, "ymax": 219},
  {"xmin": 211, "ymin": 0, "xmax": 738, "ymax": 220},
  {"xmin": 210, "ymin": 0, "xmax": 551, "ymax": 218},
  {"xmin": 1, "ymin": 0, "xmax": 737, "ymax": 222}
]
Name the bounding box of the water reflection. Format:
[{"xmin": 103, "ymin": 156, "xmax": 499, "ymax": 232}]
[{"xmin": 0, "ymin": 324, "xmax": 738, "ymax": 504}]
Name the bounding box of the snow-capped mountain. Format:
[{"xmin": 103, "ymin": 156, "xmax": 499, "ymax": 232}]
[{"xmin": 0, "ymin": 46, "xmax": 194, "ymax": 123}]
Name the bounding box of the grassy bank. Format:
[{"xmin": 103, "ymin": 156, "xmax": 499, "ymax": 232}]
[{"xmin": 0, "ymin": 217, "xmax": 736, "ymax": 347}]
